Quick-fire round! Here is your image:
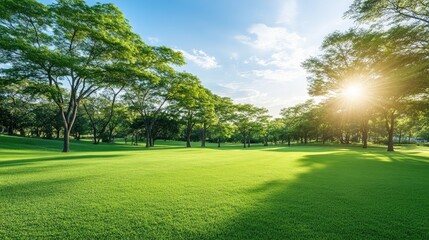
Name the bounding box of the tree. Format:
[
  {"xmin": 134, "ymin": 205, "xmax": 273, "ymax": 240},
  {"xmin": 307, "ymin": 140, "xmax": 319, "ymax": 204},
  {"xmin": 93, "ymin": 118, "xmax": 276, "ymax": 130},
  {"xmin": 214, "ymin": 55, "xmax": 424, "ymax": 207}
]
[
  {"xmin": 31, "ymin": 101, "xmax": 61, "ymax": 139},
  {"xmin": 124, "ymin": 50, "xmax": 184, "ymax": 148},
  {"xmin": 210, "ymin": 96, "xmax": 235, "ymax": 148},
  {"xmin": 83, "ymin": 87, "xmax": 123, "ymax": 144},
  {"xmin": 280, "ymin": 100, "xmax": 317, "ymax": 145},
  {"xmin": 0, "ymin": 81, "xmax": 34, "ymax": 135},
  {"xmin": 71, "ymin": 107, "xmax": 90, "ymax": 141},
  {"xmin": 346, "ymin": 0, "xmax": 429, "ymax": 150},
  {"xmin": 151, "ymin": 114, "xmax": 181, "ymax": 144},
  {"xmin": 198, "ymin": 89, "xmax": 216, "ymax": 147},
  {"xmin": 0, "ymin": 0, "xmax": 150, "ymax": 152},
  {"xmin": 105, "ymin": 103, "xmax": 129, "ymax": 143},
  {"xmin": 303, "ymin": 28, "xmax": 429, "ymax": 151},
  {"xmin": 347, "ymin": 0, "xmax": 429, "ymax": 26},
  {"xmin": 233, "ymin": 104, "xmax": 269, "ymax": 148},
  {"xmin": 267, "ymin": 118, "xmax": 285, "ymax": 145},
  {"xmin": 169, "ymin": 73, "xmax": 210, "ymax": 148}
]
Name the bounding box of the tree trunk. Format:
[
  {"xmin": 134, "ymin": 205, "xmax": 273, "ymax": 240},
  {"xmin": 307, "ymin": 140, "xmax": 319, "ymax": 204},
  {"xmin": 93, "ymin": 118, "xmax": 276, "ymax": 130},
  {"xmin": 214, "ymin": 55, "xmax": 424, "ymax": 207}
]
[
  {"xmin": 242, "ymin": 132, "xmax": 246, "ymax": 148},
  {"xmin": 345, "ymin": 132, "xmax": 350, "ymax": 144},
  {"xmin": 218, "ymin": 137, "xmax": 221, "ymax": 148},
  {"xmin": 288, "ymin": 136, "xmax": 291, "ymax": 146},
  {"xmin": 149, "ymin": 121, "xmax": 155, "ymax": 147},
  {"xmin": 7, "ymin": 125, "xmax": 13, "ymax": 135},
  {"xmin": 361, "ymin": 119, "xmax": 369, "ymax": 149},
  {"xmin": 362, "ymin": 130, "xmax": 368, "ymax": 149},
  {"xmin": 186, "ymin": 131, "xmax": 191, "ymax": 147},
  {"xmin": 201, "ymin": 123, "xmax": 207, "ymax": 147},
  {"xmin": 247, "ymin": 132, "xmax": 251, "ymax": 147},
  {"xmin": 93, "ymin": 127, "xmax": 97, "ymax": 144},
  {"xmin": 108, "ymin": 128, "xmax": 114, "ymax": 143},
  {"xmin": 149, "ymin": 133, "xmax": 154, "ymax": 147},
  {"xmin": 387, "ymin": 128, "xmax": 394, "ymax": 151},
  {"xmin": 62, "ymin": 128, "xmax": 70, "ymax": 152},
  {"xmin": 386, "ymin": 111, "xmax": 395, "ymax": 152},
  {"xmin": 146, "ymin": 122, "xmax": 151, "ymax": 148}
]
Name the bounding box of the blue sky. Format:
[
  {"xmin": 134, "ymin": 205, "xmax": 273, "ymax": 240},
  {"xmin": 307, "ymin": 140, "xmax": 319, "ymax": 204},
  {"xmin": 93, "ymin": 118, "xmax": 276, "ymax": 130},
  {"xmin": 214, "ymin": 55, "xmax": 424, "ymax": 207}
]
[{"xmin": 44, "ymin": 0, "xmax": 355, "ymax": 116}]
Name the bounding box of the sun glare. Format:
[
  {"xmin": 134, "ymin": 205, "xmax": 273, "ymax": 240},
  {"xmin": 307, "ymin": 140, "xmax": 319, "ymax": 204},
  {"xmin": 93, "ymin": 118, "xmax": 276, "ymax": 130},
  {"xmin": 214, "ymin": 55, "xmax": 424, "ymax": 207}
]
[{"xmin": 343, "ymin": 84, "xmax": 363, "ymax": 100}]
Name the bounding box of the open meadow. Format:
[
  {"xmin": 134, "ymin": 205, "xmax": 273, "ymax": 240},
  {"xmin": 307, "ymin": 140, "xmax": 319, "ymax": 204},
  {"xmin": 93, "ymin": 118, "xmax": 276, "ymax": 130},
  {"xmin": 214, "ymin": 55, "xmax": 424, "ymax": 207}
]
[
  {"xmin": 2, "ymin": 0, "xmax": 429, "ymax": 239},
  {"xmin": 1, "ymin": 135, "xmax": 429, "ymax": 239}
]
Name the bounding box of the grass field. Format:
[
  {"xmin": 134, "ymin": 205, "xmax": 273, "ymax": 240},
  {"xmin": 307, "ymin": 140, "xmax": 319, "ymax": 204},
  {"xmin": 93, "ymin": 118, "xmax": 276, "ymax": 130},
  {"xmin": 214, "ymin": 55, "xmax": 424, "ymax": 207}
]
[{"xmin": 1, "ymin": 135, "xmax": 429, "ymax": 239}]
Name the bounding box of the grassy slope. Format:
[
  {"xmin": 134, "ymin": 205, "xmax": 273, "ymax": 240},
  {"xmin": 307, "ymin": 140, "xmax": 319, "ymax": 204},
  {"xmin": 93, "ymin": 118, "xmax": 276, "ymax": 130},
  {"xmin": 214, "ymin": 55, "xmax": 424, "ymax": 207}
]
[{"xmin": 1, "ymin": 135, "xmax": 429, "ymax": 239}]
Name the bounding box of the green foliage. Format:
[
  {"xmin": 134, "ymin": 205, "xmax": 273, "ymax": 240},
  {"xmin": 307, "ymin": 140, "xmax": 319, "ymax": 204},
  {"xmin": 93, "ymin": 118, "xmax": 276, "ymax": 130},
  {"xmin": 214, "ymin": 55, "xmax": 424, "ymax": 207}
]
[
  {"xmin": 210, "ymin": 96, "xmax": 236, "ymax": 146},
  {"xmin": 346, "ymin": 0, "xmax": 429, "ymax": 26},
  {"xmin": 0, "ymin": 0, "xmax": 183, "ymax": 151},
  {"xmin": 168, "ymin": 73, "xmax": 214, "ymax": 147},
  {"xmin": 302, "ymin": 26, "xmax": 429, "ymax": 150}
]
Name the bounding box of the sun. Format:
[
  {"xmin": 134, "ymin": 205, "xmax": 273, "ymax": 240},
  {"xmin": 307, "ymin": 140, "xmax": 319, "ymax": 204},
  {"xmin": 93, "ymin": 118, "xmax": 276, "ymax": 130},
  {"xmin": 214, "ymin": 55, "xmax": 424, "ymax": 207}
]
[{"xmin": 342, "ymin": 84, "xmax": 363, "ymax": 100}]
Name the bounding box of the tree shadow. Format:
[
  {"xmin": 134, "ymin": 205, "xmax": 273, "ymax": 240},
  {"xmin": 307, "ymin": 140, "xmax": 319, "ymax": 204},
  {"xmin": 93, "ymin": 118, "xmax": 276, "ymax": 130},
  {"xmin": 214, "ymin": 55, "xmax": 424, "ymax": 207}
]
[
  {"xmin": 0, "ymin": 154, "xmax": 124, "ymax": 168},
  {"xmin": 208, "ymin": 143, "xmax": 379, "ymax": 153},
  {"xmin": 0, "ymin": 135, "xmax": 148, "ymax": 153},
  {"xmin": 0, "ymin": 177, "xmax": 85, "ymax": 202},
  {"xmin": 192, "ymin": 151, "xmax": 429, "ymax": 239}
]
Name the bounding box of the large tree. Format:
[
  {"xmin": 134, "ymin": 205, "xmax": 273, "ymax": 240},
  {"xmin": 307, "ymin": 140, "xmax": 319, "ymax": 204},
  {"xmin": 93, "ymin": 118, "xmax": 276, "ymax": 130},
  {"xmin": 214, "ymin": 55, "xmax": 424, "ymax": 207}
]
[
  {"xmin": 0, "ymin": 0, "xmax": 151, "ymax": 152},
  {"xmin": 303, "ymin": 28, "xmax": 429, "ymax": 151},
  {"xmin": 210, "ymin": 96, "xmax": 235, "ymax": 148},
  {"xmin": 347, "ymin": 0, "xmax": 429, "ymax": 150},
  {"xmin": 125, "ymin": 68, "xmax": 184, "ymax": 148},
  {"xmin": 169, "ymin": 73, "xmax": 212, "ymax": 148}
]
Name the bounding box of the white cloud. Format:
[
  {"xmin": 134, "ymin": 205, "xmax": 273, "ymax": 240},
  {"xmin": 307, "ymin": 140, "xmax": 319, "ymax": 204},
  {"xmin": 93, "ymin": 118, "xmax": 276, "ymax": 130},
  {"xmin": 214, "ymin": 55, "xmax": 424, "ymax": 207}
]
[
  {"xmin": 251, "ymin": 69, "xmax": 304, "ymax": 82},
  {"xmin": 218, "ymin": 82, "xmax": 265, "ymax": 103},
  {"xmin": 178, "ymin": 49, "xmax": 220, "ymax": 69},
  {"xmin": 238, "ymin": 67, "xmax": 305, "ymax": 83},
  {"xmin": 229, "ymin": 23, "xmax": 316, "ymax": 115},
  {"xmin": 235, "ymin": 23, "xmax": 305, "ymax": 51},
  {"xmin": 236, "ymin": 24, "xmax": 315, "ymax": 83},
  {"xmin": 246, "ymin": 47, "xmax": 314, "ymax": 70},
  {"xmin": 277, "ymin": 0, "xmax": 298, "ymax": 25}
]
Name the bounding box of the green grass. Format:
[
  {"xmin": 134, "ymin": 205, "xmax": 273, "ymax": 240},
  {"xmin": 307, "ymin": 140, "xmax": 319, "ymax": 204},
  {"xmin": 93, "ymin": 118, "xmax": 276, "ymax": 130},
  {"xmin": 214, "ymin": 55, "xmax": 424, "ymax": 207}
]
[{"xmin": 1, "ymin": 135, "xmax": 429, "ymax": 239}]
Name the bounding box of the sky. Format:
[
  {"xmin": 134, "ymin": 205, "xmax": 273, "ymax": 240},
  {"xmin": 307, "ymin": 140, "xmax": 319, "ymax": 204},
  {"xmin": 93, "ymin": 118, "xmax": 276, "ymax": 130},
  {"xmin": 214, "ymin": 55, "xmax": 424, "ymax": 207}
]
[{"xmin": 43, "ymin": 0, "xmax": 355, "ymax": 116}]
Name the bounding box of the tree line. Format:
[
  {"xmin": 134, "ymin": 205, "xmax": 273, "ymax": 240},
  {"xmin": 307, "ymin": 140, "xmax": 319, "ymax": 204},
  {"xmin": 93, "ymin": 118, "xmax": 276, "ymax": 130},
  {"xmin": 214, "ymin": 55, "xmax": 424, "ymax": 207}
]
[{"xmin": 1, "ymin": 0, "xmax": 428, "ymax": 152}]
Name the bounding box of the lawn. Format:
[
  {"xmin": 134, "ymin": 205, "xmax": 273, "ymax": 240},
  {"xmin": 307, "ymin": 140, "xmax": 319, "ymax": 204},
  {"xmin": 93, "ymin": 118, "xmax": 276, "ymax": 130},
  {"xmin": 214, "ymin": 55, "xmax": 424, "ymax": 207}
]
[{"xmin": 1, "ymin": 135, "xmax": 429, "ymax": 239}]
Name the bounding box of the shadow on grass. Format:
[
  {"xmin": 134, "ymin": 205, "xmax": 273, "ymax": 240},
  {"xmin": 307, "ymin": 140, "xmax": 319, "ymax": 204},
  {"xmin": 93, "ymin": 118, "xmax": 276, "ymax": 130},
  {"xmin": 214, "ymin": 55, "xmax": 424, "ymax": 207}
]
[
  {"xmin": 194, "ymin": 151, "xmax": 429, "ymax": 239},
  {"xmin": 0, "ymin": 135, "xmax": 147, "ymax": 153},
  {"xmin": 207, "ymin": 142, "xmax": 384, "ymax": 153},
  {"xmin": 0, "ymin": 177, "xmax": 85, "ymax": 202},
  {"xmin": 0, "ymin": 154, "xmax": 124, "ymax": 168}
]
